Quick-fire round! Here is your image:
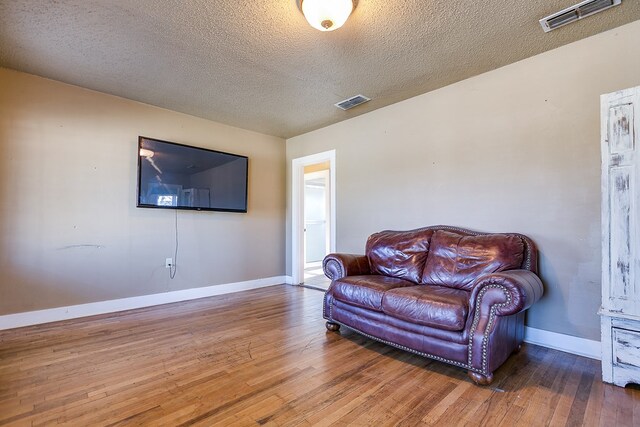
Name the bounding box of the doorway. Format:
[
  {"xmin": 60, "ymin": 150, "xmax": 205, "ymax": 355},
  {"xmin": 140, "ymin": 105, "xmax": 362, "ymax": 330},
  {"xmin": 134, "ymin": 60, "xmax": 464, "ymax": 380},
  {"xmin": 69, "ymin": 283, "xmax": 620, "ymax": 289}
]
[
  {"xmin": 303, "ymin": 168, "xmax": 330, "ymax": 288},
  {"xmin": 291, "ymin": 150, "xmax": 336, "ymax": 288}
]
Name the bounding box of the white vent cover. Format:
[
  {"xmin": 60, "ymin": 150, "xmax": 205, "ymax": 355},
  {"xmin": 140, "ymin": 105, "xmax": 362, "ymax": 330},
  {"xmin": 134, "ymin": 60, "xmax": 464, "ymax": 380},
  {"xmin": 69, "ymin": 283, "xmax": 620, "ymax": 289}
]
[
  {"xmin": 335, "ymin": 95, "xmax": 371, "ymax": 111},
  {"xmin": 540, "ymin": 0, "xmax": 622, "ymax": 32}
]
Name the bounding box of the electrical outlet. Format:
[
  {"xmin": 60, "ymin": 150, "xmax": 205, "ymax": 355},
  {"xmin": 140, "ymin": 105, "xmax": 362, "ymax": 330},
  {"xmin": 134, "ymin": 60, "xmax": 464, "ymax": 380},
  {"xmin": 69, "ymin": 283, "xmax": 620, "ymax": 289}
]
[{"xmin": 165, "ymin": 258, "xmax": 173, "ymax": 268}]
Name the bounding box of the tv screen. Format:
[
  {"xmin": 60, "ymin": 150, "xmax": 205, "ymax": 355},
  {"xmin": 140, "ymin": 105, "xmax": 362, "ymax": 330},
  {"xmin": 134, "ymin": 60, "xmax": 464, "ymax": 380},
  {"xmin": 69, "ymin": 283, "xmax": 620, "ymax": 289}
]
[{"xmin": 137, "ymin": 136, "xmax": 248, "ymax": 212}]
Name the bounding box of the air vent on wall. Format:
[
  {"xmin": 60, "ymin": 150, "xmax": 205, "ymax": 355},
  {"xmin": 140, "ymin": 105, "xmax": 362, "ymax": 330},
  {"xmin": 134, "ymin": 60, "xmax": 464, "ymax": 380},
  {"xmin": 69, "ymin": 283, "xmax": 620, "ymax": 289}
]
[
  {"xmin": 539, "ymin": 0, "xmax": 621, "ymax": 32},
  {"xmin": 335, "ymin": 95, "xmax": 371, "ymax": 111}
]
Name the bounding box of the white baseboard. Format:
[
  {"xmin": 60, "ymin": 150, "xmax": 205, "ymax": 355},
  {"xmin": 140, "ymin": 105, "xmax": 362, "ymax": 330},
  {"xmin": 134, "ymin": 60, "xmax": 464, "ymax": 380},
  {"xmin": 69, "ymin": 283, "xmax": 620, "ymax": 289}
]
[
  {"xmin": 285, "ymin": 276, "xmax": 294, "ymax": 285},
  {"xmin": 525, "ymin": 326, "xmax": 601, "ymax": 360},
  {"xmin": 0, "ymin": 276, "xmax": 288, "ymax": 331}
]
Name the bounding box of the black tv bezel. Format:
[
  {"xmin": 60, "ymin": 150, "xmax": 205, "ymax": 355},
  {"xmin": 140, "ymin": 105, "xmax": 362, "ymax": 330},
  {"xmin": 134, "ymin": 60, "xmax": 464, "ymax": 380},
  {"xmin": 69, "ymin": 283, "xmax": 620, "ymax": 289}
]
[{"xmin": 136, "ymin": 136, "xmax": 248, "ymax": 213}]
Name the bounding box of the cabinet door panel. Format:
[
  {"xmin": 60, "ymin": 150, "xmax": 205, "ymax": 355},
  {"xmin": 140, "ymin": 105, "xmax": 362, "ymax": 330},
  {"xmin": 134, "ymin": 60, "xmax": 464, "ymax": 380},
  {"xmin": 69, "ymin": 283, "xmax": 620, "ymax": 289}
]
[
  {"xmin": 608, "ymin": 167, "xmax": 634, "ymax": 303},
  {"xmin": 603, "ymin": 91, "xmax": 639, "ymax": 314},
  {"xmin": 609, "ymin": 103, "xmax": 634, "ymax": 154}
]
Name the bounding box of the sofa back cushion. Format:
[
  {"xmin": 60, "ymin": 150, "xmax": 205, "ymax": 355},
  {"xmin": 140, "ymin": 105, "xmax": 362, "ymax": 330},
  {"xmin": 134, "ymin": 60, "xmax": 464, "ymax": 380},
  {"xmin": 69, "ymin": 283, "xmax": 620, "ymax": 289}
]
[
  {"xmin": 421, "ymin": 230, "xmax": 524, "ymax": 290},
  {"xmin": 366, "ymin": 229, "xmax": 434, "ymax": 284}
]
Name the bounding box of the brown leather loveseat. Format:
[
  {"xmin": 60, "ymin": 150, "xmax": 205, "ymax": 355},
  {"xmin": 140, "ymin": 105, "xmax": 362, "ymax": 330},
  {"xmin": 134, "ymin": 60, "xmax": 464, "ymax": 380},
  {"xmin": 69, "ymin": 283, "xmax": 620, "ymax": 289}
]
[{"xmin": 322, "ymin": 225, "xmax": 544, "ymax": 385}]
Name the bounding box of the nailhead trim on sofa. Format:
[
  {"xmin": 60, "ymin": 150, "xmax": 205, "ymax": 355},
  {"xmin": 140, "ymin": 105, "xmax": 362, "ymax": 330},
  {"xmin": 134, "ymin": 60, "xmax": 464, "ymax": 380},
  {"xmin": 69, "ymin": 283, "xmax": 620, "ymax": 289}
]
[
  {"xmin": 466, "ymin": 284, "xmax": 511, "ymax": 373},
  {"xmin": 322, "ymin": 258, "xmax": 343, "ymax": 281}
]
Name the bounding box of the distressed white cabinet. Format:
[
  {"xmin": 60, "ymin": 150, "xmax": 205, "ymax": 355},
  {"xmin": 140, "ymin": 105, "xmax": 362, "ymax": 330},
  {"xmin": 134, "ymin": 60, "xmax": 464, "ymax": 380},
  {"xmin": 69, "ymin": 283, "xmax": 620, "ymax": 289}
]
[{"xmin": 601, "ymin": 86, "xmax": 640, "ymax": 387}]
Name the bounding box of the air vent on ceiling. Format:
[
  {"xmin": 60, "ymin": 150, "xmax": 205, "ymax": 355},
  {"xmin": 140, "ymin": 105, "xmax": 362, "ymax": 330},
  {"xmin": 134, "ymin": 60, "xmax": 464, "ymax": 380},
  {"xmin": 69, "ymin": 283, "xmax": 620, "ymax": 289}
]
[
  {"xmin": 539, "ymin": 0, "xmax": 621, "ymax": 32},
  {"xmin": 335, "ymin": 95, "xmax": 371, "ymax": 111}
]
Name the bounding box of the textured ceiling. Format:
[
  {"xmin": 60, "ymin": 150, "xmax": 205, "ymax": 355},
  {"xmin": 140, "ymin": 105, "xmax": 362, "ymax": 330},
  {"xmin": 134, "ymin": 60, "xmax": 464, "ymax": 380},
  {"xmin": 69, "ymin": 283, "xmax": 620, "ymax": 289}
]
[{"xmin": 1, "ymin": 1, "xmax": 639, "ymax": 138}]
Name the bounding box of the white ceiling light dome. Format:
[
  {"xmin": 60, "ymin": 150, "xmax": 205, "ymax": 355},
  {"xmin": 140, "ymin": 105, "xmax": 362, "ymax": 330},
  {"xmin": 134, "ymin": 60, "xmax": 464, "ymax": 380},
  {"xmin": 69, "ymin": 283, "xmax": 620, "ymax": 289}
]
[{"xmin": 299, "ymin": 0, "xmax": 355, "ymax": 32}]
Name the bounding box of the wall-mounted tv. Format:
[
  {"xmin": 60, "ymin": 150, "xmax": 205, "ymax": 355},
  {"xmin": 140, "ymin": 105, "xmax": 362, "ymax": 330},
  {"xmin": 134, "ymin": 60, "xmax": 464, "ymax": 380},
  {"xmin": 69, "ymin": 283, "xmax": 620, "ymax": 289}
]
[{"xmin": 137, "ymin": 136, "xmax": 248, "ymax": 212}]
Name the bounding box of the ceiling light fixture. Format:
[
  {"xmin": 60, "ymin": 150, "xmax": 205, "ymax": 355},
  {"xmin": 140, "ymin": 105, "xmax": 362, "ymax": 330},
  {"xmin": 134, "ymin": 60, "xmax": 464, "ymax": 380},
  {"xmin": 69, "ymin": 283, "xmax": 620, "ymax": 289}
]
[{"xmin": 297, "ymin": 0, "xmax": 357, "ymax": 32}]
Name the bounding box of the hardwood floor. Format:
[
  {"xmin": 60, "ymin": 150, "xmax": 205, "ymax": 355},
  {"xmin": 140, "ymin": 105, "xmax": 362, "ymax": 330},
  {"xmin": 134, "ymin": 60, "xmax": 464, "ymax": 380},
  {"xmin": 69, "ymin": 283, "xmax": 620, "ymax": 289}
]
[{"xmin": 0, "ymin": 285, "xmax": 638, "ymax": 426}]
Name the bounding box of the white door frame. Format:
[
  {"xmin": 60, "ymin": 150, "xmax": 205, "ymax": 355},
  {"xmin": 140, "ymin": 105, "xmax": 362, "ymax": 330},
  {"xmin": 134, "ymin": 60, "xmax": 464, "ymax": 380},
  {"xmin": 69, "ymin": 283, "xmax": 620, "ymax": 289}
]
[{"xmin": 291, "ymin": 150, "xmax": 336, "ymax": 285}]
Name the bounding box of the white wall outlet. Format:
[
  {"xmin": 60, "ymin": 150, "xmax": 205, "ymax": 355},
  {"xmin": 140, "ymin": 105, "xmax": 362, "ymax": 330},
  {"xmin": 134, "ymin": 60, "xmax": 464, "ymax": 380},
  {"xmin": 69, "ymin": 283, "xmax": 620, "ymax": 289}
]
[{"xmin": 165, "ymin": 258, "xmax": 173, "ymax": 268}]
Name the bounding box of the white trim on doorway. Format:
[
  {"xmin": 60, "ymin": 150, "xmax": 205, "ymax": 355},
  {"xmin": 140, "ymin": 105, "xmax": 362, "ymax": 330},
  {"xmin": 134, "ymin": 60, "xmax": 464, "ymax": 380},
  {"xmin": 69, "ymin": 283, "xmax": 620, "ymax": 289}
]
[{"xmin": 291, "ymin": 150, "xmax": 336, "ymax": 285}]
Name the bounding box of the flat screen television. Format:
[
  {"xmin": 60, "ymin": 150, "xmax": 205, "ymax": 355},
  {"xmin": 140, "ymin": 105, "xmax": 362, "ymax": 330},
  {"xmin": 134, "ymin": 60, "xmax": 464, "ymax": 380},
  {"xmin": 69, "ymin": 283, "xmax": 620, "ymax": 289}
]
[{"xmin": 137, "ymin": 136, "xmax": 248, "ymax": 212}]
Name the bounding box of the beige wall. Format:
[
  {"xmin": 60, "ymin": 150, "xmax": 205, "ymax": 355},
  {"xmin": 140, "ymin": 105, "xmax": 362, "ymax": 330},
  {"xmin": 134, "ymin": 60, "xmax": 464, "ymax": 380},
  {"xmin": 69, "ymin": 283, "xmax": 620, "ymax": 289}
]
[
  {"xmin": 287, "ymin": 20, "xmax": 640, "ymax": 341},
  {"xmin": 0, "ymin": 68, "xmax": 285, "ymax": 315}
]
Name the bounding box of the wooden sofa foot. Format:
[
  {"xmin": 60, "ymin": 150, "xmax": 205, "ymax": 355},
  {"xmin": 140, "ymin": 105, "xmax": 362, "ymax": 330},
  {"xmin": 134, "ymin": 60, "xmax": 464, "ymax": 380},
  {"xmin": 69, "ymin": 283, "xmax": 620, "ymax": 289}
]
[
  {"xmin": 468, "ymin": 371, "xmax": 494, "ymax": 385},
  {"xmin": 326, "ymin": 321, "xmax": 341, "ymax": 332},
  {"xmin": 512, "ymin": 344, "xmax": 522, "ymax": 354}
]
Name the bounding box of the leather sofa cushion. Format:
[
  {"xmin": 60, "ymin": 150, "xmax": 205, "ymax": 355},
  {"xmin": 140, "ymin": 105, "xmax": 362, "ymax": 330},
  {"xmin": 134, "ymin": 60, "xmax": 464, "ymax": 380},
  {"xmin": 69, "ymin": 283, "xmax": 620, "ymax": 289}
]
[
  {"xmin": 421, "ymin": 230, "xmax": 524, "ymax": 290},
  {"xmin": 331, "ymin": 275, "xmax": 415, "ymax": 312},
  {"xmin": 366, "ymin": 229, "xmax": 434, "ymax": 284},
  {"xmin": 381, "ymin": 285, "xmax": 469, "ymax": 331}
]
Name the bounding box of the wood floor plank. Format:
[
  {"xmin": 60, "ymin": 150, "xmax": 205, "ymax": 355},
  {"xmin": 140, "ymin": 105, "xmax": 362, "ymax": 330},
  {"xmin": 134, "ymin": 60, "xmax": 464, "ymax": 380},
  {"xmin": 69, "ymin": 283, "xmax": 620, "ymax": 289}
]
[{"xmin": 0, "ymin": 285, "xmax": 638, "ymax": 425}]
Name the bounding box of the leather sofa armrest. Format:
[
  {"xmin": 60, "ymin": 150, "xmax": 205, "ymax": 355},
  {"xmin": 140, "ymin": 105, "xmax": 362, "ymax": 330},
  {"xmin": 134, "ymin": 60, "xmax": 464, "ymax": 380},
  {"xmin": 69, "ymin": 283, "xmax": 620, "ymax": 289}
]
[
  {"xmin": 322, "ymin": 253, "xmax": 371, "ymax": 280},
  {"xmin": 469, "ymin": 270, "xmax": 544, "ymax": 317},
  {"xmin": 467, "ymin": 270, "xmax": 544, "ymax": 377}
]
